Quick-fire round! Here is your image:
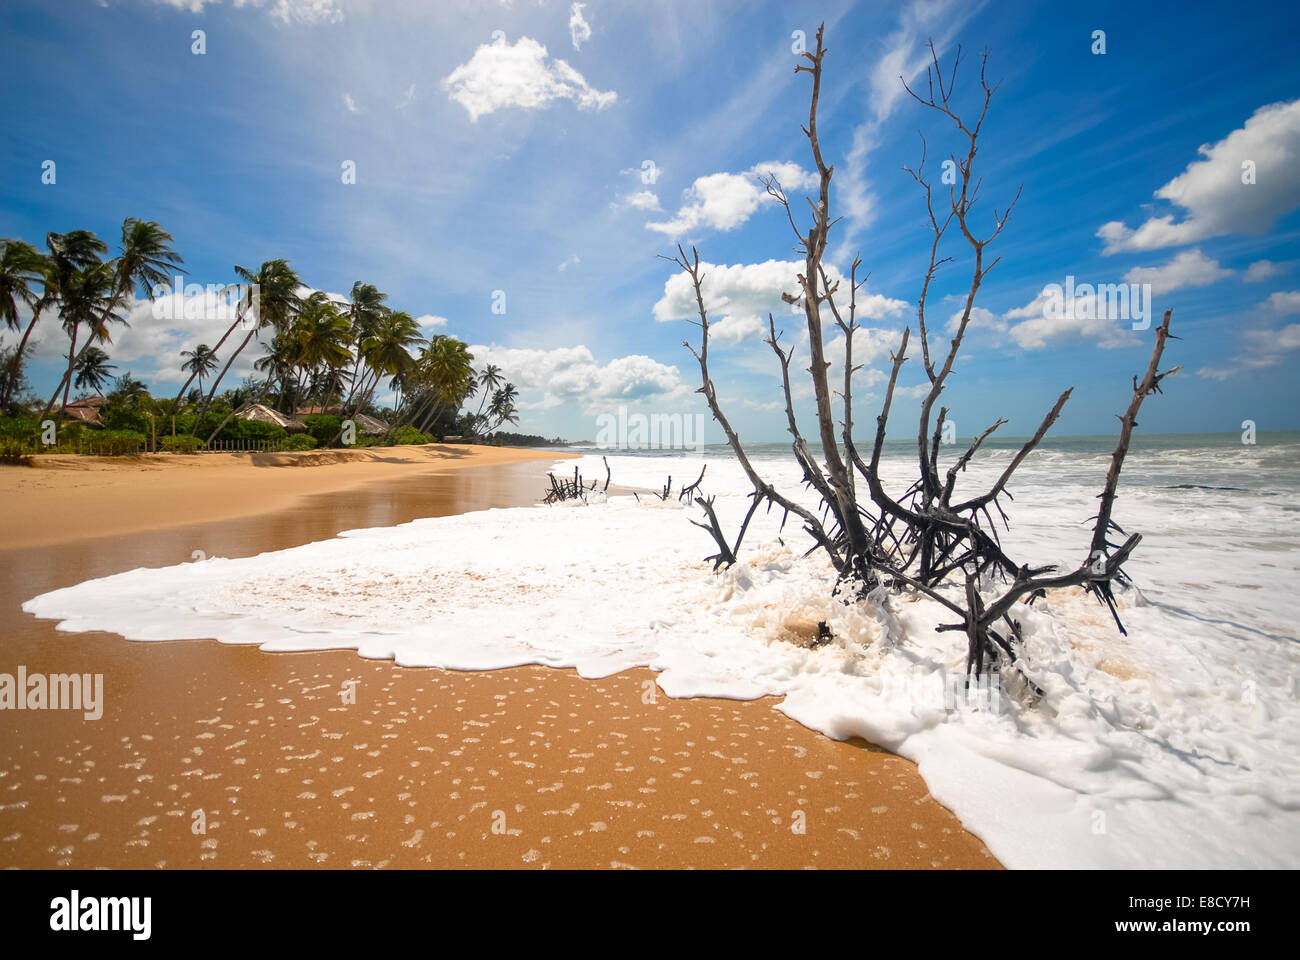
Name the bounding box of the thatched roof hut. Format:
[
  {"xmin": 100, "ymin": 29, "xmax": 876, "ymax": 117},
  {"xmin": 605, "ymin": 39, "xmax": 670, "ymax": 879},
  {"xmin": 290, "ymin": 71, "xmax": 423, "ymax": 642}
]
[
  {"xmin": 351, "ymin": 413, "xmax": 388, "ymax": 436},
  {"xmin": 64, "ymin": 396, "xmax": 107, "ymax": 425},
  {"xmin": 235, "ymin": 403, "xmax": 307, "ymax": 433}
]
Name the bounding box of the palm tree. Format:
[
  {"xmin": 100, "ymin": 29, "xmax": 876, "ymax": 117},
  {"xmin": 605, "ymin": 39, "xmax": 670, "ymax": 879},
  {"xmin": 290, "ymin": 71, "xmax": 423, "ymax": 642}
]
[
  {"xmin": 341, "ymin": 282, "xmax": 389, "ymax": 408},
  {"xmin": 191, "ymin": 259, "xmax": 302, "ymax": 439},
  {"xmin": 471, "ymin": 362, "xmax": 505, "ymax": 434},
  {"xmin": 331, "ymin": 310, "xmax": 423, "ymax": 444},
  {"xmin": 45, "ymin": 220, "xmax": 184, "ymax": 419},
  {"xmin": 42, "ymin": 260, "xmax": 121, "ymax": 419},
  {"xmin": 0, "ymin": 239, "xmax": 49, "ymax": 409},
  {"xmin": 291, "ymin": 292, "xmax": 352, "ymax": 412},
  {"xmin": 488, "ymin": 382, "xmax": 520, "ymax": 431},
  {"xmin": 72, "ymin": 346, "xmax": 116, "ymax": 394},
  {"xmin": 38, "ymin": 230, "xmax": 109, "ymax": 419},
  {"xmin": 394, "ymin": 335, "xmax": 475, "ymax": 436},
  {"xmin": 180, "ymin": 344, "xmax": 218, "ymax": 395}
]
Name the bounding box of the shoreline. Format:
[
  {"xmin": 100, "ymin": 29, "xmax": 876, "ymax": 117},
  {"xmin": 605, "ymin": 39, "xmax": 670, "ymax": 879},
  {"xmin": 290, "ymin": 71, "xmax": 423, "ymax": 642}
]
[
  {"xmin": 1, "ymin": 455, "xmax": 1000, "ymax": 869},
  {"xmin": 0, "ymin": 444, "xmax": 576, "ymax": 550}
]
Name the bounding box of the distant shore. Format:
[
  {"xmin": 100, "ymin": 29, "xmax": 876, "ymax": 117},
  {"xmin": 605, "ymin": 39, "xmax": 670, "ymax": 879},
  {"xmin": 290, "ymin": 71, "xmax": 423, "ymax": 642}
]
[{"xmin": 0, "ymin": 444, "xmax": 575, "ymax": 550}]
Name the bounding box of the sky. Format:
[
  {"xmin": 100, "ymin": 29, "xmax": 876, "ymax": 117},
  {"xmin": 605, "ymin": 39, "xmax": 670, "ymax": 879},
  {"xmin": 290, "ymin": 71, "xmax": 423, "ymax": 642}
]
[{"xmin": 2, "ymin": 0, "xmax": 1298, "ymax": 443}]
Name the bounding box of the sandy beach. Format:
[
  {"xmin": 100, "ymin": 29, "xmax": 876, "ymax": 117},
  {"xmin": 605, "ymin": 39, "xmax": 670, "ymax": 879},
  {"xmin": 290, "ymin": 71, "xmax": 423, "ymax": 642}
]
[{"xmin": 0, "ymin": 449, "xmax": 999, "ymax": 869}]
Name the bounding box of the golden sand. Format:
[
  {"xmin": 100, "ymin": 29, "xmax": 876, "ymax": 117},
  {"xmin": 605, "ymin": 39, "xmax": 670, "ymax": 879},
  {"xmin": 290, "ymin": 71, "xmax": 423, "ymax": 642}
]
[{"xmin": 0, "ymin": 451, "xmax": 1000, "ymax": 868}]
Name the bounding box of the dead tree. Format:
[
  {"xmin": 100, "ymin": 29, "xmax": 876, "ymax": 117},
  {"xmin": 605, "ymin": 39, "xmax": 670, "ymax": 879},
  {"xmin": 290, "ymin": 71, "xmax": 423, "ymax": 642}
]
[{"xmin": 662, "ymin": 24, "xmax": 1180, "ymax": 685}]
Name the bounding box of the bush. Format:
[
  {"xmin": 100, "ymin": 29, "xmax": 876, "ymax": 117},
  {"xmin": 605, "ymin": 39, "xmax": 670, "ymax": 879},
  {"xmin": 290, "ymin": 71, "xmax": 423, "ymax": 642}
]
[
  {"xmin": 388, "ymin": 425, "xmax": 431, "ymax": 446},
  {"xmin": 0, "ymin": 437, "xmax": 32, "ymax": 465},
  {"xmin": 0, "ymin": 416, "xmax": 40, "ymax": 441},
  {"xmin": 82, "ymin": 429, "xmax": 146, "ymax": 456},
  {"xmin": 161, "ymin": 434, "xmax": 202, "ymax": 454},
  {"xmin": 283, "ymin": 433, "xmax": 317, "ymax": 451},
  {"xmin": 102, "ymin": 406, "xmax": 149, "ymax": 434},
  {"xmin": 301, "ymin": 414, "xmax": 342, "ymax": 446}
]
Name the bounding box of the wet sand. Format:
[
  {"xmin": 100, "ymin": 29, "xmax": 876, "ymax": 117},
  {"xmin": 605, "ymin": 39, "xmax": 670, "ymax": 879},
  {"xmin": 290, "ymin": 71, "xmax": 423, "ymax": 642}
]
[{"xmin": 0, "ymin": 456, "xmax": 1000, "ymax": 869}]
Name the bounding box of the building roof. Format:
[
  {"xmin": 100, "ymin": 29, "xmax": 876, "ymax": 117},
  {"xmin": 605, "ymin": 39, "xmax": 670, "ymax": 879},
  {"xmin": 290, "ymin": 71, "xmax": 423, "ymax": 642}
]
[{"xmin": 235, "ymin": 403, "xmax": 307, "ymax": 432}]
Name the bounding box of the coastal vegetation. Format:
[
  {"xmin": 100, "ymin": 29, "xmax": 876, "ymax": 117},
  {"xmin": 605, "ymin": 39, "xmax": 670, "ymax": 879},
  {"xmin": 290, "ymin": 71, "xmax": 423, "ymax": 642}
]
[{"xmin": 0, "ymin": 227, "xmax": 523, "ymax": 457}]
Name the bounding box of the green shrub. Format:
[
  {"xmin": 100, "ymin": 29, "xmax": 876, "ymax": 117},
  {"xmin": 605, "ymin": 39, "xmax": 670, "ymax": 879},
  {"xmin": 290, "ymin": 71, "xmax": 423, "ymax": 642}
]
[
  {"xmin": 161, "ymin": 434, "xmax": 202, "ymax": 454},
  {"xmin": 283, "ymin": 433, "xmax": 317, "ymax": 451},
  {"xmin": 0, "ymin": 437, "xmax": 33, "ymax": 465},
  {"xmin": 388, "ymin": 425, "xmax": 431, "ymax": 446},
  {"xmin": 0, "ymin": 416, "xmax": 40, "ymax": 441},
  {"xmin": 82, "ymin": 429, "xmax": 146, "ymax": 456},
  {"xmin": 301, "ymin": 414, "xmax": 342, "ymax": 445},
  {"xmin": 102, "ymin": 406, "xmax": 149, "ymax": 434}
]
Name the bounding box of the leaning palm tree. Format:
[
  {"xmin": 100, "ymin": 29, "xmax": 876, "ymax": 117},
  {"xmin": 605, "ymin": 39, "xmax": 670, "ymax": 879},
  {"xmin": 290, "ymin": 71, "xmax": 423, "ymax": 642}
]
[
  {"xmin": 0, "ymin": 239, "xmax": 50, "ymax": 409},
  {"xmin": 45, "ymin": 220, "xmax": 184, "ymax": 418},
  {"xmin": 471, "ymin": 362, "xmax": 505, "ymax": 434},
  {"xmin": 341, "ymin": 281, "xmax": 389, "ymax": 408},
  {"xmin": 487, "ymin": 382, "xmax": 520, "ymax": 431},
  {"xmin": 38, "ymin": 230, "xmax": 109, "ymax": 419},
  {"xmin": 394, "ymin": 334, "xmax": 476, "ymax": 437},
  {"xmin": 42, "ymin": 261, "xmax": 121, "ymax": 419},
  {"xmin": 189, "ymin": 259, "xmax": 302, "ymax": 438},
  {"xmin": 72, "ymin": 346, "xmax": 116, "ymax": 394},
  {"xmin": 180, "ymin": 343, "xmax": 218, "ymax": 396}
]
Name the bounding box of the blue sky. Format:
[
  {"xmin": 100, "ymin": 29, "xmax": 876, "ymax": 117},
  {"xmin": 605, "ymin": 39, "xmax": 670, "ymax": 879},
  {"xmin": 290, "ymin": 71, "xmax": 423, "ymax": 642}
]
[{"xmin": 2, "ymin": 0, "xmax": 1298, "ymax": 442}]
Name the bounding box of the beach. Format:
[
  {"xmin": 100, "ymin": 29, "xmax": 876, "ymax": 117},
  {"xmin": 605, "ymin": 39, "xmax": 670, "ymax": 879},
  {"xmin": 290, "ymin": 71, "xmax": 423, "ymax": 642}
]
[{"xmin": 0, "ymin": 448, "xmax": 999, "ymax": 869}]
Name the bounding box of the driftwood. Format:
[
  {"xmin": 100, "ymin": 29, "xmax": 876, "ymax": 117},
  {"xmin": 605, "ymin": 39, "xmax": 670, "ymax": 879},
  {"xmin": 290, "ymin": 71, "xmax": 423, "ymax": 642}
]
[{"xmin": 662, "ymin": 25, "xmax": 1180, "ymax": 688}]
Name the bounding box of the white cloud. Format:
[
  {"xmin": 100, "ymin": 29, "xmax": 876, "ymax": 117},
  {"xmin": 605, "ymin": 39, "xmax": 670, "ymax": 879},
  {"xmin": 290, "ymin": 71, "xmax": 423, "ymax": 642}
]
[
  {"xmin": 1002, "ymin": 288, "xmax": 1141, "ymax": 350},
  {"xmin": 1122, "ymin": 248, "xmax": 1232, "ymax": 296},
  {"xmin": 442, "ymin": 35, "xmax": 617, "ymax": 122},
  {"xmin": 414, "ymin": 314, "xmax": 449, "ymax": 333},
  {"xmin": 653, "ymin": 259, "xmax": 908, "ymax": 349},
  {"xmin": 467, "ymin": 344, "xmax": 683, "ymax": 411},
  {"xmin": 557, "ymin": 254, "xmax": 580, "ymax": 272},
  {"xmin": 945, "ymin": 305, "xmax": 1004, "ymax": 335},
  {"xmin": 343, "ymin": 93, "xmax": 358, "ymax": 114},
  {"xmin": 151, "ymin": 0, "xmax": 344, "ymax": 23},
  {"xmin": 395, "ymin": 84, "xmax": 415, "ymax": 110},
  {"xmin": 1263, "ymin": 290, "xmax": 1300, "ymax": 315},
  {"xmin": 568, "ymin": 2, "xmax": 592, "ymax": 51},
  {"xmin": 645, "ymin": 161, "xmax": 817, "ymax": 237},
  {"xmin": 1244, "ymin": 259, "xmax": 1293, "ymax": 282},
  {"xmin": 1098, "ymin": 98, "xmax": 1300, "ymax": 254},
  {"xmin": 615, "ymin": 190, "xmax": 662, "ymax": 212}
]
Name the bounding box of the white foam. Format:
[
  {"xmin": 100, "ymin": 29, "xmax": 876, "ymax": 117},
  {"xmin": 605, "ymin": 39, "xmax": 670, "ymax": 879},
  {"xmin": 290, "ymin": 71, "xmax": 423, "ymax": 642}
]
[{"xmin": 23, "ymin": 446, "xmax": 1300, "ymax": 867}]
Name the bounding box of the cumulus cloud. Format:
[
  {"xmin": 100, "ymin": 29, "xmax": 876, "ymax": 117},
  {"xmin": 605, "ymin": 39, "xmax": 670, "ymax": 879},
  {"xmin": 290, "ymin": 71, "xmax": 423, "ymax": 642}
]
[
  {"xmin": 467, "ymin": 344, "xmax": 683, "ymax": 410},
  {"xmin": 652, "ymin": 259, "xmax": 909, "ymax": 346},
  {"xmin": 945, "ymin": 305, "xmax": 1004, "ymax": 335},
  {"xmin": 1097, "ymin": 98, "xmax": 1300, "ymax": 254},
  {"xmin": 557, "ymin": 254, "xmax": 580, "ymax": 272},
  {"xmin": 1244, "ymin": 259, "xmax": 1293, "ymax": 282},
  {"xmin": 1122, "ymin": 248, "xmax": 1232, "ymax": 296},
  {"xmin": 568, "ymin": 2, "xmax": 592, "ymax": 51},
  {"xmin": 614, "ymin": 190, "xmax": 662, "ymax": 212},
  {"xmin": 645, "ymin": 162, "xmax": 818, "ymax": 237},
  {"xmin": 343, "ymin": 93, "xmax": 358, "ymax": 113},
  {"xmin": 442, "ymin": 35, "xmax": 617, "ymax": 122},
  {"xmin": 414, "ymin": 314, "xmax": 449, "ymax": 333},
  {"xmin": 1002, "ymin": 288, "xmax": 1142, "ymax": 351}
]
